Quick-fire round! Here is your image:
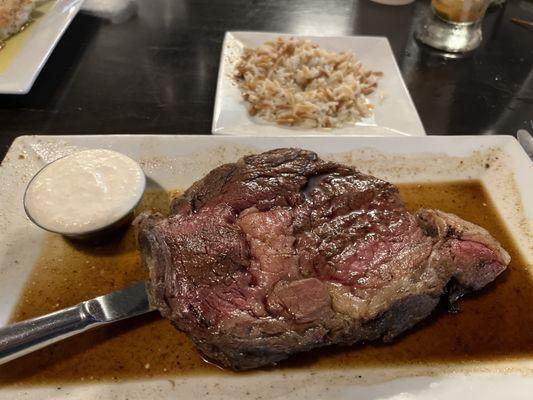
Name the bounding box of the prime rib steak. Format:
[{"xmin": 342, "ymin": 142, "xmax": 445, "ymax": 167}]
[{"xmin": 136, "ymin": 148, "xmax": 510, "ymax": 370}]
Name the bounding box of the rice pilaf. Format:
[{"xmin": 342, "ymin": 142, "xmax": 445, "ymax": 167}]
[{"xmin": 234, "ymin": 37, "xmax": 382, "ymax": 129}]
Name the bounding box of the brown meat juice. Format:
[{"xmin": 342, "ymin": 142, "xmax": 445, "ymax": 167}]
[{"xmin": 0, "ymin": 181, "xmax": 531, "ymax": 386}]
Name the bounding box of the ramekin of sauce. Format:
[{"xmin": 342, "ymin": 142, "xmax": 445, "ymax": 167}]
[{"xmin": 23, "ymin": 149, "xmax": 146, "ymax": 240}]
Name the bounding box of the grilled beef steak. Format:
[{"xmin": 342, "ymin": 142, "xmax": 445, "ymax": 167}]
[{"xmin": 136, "ymin": 148, "xmax": 510, "ymax": 370}]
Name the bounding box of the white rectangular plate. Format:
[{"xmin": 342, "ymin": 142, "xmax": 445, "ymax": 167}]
[
  {"xmin": 0, "ymin": 0, "xmax": 83, "ymax": 94},
  {"xmin": 0, "ymin": 135, "xmax": 532, "ymax": 400},
  {"xmin": 213, "ymin": 32, "xmax": 426, "ymax": 136}
]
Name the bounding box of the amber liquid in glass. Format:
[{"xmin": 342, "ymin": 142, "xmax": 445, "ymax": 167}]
[{"xmin": 432, "ymin": 0, "xmax": 489, "ymax": 23}]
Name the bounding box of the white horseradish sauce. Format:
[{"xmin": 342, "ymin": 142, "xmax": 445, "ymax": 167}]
[{"xmin": 24, "ymin": 149, "xmax": 145, "ymax": 235}]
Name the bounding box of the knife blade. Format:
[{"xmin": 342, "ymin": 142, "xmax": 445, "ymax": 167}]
[{"xmin": 0, "ymin": 281, "xmax": 154, "ymax": 366}]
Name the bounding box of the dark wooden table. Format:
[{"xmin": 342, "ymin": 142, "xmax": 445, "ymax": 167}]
[{"xmin": 1, "ymin": 0, "xmax": 532, "ymax": 160}]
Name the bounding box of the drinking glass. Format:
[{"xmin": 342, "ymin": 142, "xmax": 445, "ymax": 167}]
[{"xmin": 415, "ymin": 0, "xmax": 491, "ymax": 53}]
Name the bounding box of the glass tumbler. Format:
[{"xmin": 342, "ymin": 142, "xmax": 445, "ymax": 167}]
[{"xmin": 415, "ymin": 0, "xmax": 491, "ymax": 53}]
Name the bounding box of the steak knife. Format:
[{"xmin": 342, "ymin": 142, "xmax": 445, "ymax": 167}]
[{"xmin": 0, "ymin": 281, "xmax": 154, "ymax": 366}]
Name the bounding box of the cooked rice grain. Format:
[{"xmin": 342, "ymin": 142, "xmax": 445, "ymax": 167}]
[{"xmin": 234, "ymin": 37, "xmax": 382, "ymax": 129}]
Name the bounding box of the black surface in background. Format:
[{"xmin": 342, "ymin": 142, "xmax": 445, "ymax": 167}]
[{"xmin": 0, "ymin": 0, "xmax": 532, "ymax": 160}]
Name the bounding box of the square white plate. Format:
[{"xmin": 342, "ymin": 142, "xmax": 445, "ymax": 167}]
[
  {"xmin": 0, "ymin": 0, "xmax": 83, "ymax": 94},
  {"xmin": 0, "ymin": 135, "xmax": 531, "ymax": 399},
  {"xmin": 212, "ymin": 32, "xmax": 426, "ymax": 136}
]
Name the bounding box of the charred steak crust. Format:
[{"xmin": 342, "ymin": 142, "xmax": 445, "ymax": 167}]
[{"xmin": 136, "ymin": 148, "xmax": 510, "ymax": 370}]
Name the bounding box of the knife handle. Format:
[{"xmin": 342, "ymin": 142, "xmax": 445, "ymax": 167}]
[{"xmin": 0, "ymin": 303, "xmax": 98, "ymax": 365}]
